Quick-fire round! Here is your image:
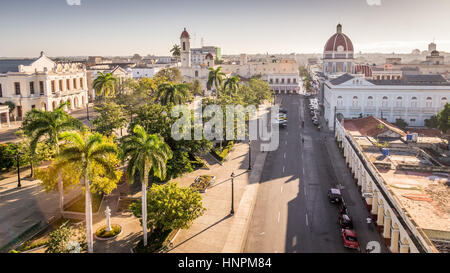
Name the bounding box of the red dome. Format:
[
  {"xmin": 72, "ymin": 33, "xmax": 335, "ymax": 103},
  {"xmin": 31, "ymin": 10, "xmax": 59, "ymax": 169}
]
[
  {"xmin": 324, "ymin": 32, "xmax": 354, "ymax": 52},
  {"xmin": 180, "ymin": 28, "xmax": 190, "ymax": 39}
]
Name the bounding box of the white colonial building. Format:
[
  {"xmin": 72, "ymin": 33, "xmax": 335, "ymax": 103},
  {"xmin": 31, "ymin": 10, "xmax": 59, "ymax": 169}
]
[
  {"xmin": 0, "ymin": 51, "xmax": 89, "ymax": 121},
  {"xmin": 323, "ymin": 73, "xmax": 450, "ymax": 130}
]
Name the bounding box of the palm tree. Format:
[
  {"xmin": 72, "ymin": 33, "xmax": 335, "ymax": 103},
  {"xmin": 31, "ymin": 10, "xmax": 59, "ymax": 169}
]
[
  {"xmin": 57, "ymin": 131, "xmax": 118, "ymax": 253},
  {"xmin": 207, "ymin": 66, "xmax": 225, "ymax": 98},
  {"xmin": 21, "ymin": 102, "xmax": 84, "ymax": 214},
  {"xmin": 156, "ymin": 82, "xmax": 190, "ymax": 105},
  {"xmin": 93, "ymin": 72, "xmax": 118, "ymax": 103},
  {"xmin": 121, "ymin": 125, "xmax": 172, "ymax": 246},
  {"xmin": 224, "ymin": 75, "xmax": 240, "ymax": 98},
  {"xmin": 170, "ymin": 44, "xmax": 181, "ymax": 66}
]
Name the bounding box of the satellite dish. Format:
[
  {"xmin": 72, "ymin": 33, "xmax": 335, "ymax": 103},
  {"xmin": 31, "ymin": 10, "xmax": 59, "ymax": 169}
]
[{"xmin": 366, "ymin": 241, "xmax": 381, "ymax": 253}]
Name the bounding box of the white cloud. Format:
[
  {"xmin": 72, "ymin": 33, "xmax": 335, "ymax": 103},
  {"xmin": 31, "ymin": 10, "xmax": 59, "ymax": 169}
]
[
  {"xmin": 366, "ymin": 0, "xmax": 381, "ymax": 6},
  {"xmin": 66, "ymin": 0, "xmax": 81, "ymax": 6}
]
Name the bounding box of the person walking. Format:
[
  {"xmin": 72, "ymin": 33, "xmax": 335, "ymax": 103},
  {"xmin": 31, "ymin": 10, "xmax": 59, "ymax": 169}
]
[{"xmin": 366, "ymin": 216, "xmax": 372, "ymax": 229}]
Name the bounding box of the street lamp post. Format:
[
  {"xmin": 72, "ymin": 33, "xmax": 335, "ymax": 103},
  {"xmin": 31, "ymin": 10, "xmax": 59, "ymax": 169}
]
[
  {"xmin": 86, "ymin": 102, "xmax": 90, "ymax": 121},
  {"xmin": 248, "ymin": 140, "xmax": 252, "ymax": 171},
  {"xmin": 16, "ymin": 151, "xmax": 23, "ymax": 188},
  {"xmin": 230, "ymin": 172, "xmax": 235, "ymax": 215}
]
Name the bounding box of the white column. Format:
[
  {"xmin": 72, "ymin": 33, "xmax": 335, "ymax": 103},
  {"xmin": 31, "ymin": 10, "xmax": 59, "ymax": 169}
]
[
  {"xmin": 371, "ymin": 192, "xmax": 378, "ymax": 215},
  {"xmin": 390, "ymin": 228, "xmax": 400, "ymax": 253},
  {"xmin": 383, "ymin": 215, "xmax": 391, "ymax": 238},
  {"xmin": 377, "ymin": 204, "xmax": 384, "ymax": 226},
  {"xmin": 7, "ymin": 112, "xmax": 10, "ymax": 127},
  {"xmin": 400, "ymin": 242, "xmax": 410, "ymax": 253}
]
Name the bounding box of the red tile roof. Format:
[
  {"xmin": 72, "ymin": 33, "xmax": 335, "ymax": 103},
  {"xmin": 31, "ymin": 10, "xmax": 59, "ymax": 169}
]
[{"xmin": 343, "ymin": 116, "xmax": 406, "ymax": 137}]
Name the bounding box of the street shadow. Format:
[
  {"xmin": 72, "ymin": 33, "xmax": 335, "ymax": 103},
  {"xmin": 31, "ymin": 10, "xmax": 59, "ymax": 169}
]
[
  {"xmin": 169, "ymin": 214, "xmax": 232, "ymax": 251},
  {"xmin": 208, "ymin": 171, "xmax": 248, "ymax": 189}
]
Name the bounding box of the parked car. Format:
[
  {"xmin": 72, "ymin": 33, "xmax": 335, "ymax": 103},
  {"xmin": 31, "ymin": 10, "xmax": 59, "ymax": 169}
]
[
  {"xmin": 328, "ymin": 188, "xmax": 343, "ymax": 204},
  {"xmin": 280, "ymin": 109, "xmax": 288, "ymax": 114},
  {"xmin": 341, "ymin": 229, "xmax": 360, "ymax": 250},
  {"xmin": 339, "ymin": 214, "xmax": 354, "ymax": 229},
  {"xmin": 338, "ymin": 202, "xmax": 348, "ymax": 215}
]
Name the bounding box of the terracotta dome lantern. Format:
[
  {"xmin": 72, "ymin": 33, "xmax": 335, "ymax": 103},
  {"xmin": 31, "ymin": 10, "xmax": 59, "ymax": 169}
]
[
  {"xmin": 324, "ymin": 24, "xmax": 354, "ymax": 53},
  {"xmin": 180, "ymin": 27, "xmax": 190, "ymax": 39}
]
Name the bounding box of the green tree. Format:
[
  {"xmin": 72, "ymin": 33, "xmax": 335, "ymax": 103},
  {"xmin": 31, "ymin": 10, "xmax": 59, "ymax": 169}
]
[
  {"xmin": 93, "ymin": 72, "xmax": 118, "ymax": 103},
  {"xmin": 224, "ymin": 75, "xmax": 240, "ymax": 98},
  {"xmin": 394, "ymin": 118, "xmax": 408, "ymax": 130},
  {"xmin": 437, "ymin": 103, "xmax": 450, "ymax": 134},
  {"xmin": 425, "ymin": 115, "xmax": 439, "ymax": 128},
  {"xmin": 121, "ymin": 125, "xmax": 172, "ymax": 246},
  {"xmin": 207, "ymin": 66, "xmax": 225, "ymax": 98},
  {"xmin": 170, "ymin": 44, "xmax": 181, "ymax": 61},
  {"xmin": 185, "ymin": 79, "xmax": 203, "ymax": 96},
  {"xmin": 57, "ymin": 131, "xmax": 121, "ymax": 253},
  {"xmin": 45, "ymin": 222, "xmax": 87, "ymax": 253},
  {"xmin": 154, "ymin": 67, "xmax": 183, "ymax": 83},
  {"xmin": 20, "ymin": 102, "xmax": 84, "ymax": 213},
  {"xmin": 129, "ymin": 182, "xmax": 206, "ymax": 233},
  {"xmin": 129, "ymin": 104, "xmax": 212, "ymax": 180},
  {"xmin": 156, "ymin": 82, "xmax": 191, "ymax": 105},
  {"xmin": 92, "ymin": 102, "xmax": 127, "ymax": 136}
]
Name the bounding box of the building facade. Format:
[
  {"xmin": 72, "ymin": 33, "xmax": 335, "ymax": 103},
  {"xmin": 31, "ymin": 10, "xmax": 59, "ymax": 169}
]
[
  {"xmin": 0, "ymin": 52, "xmax": 89, "ymax": 121},
  {"xmin": 323, "ymin": 74, "xmax": 450, "ymax": 130}
]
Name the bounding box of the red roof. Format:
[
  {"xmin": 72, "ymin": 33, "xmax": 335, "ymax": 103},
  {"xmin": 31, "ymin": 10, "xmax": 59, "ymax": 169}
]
[
  {"xmin": 343, "ymin": 116, "xmax": 406, "ymax": 137},
  {"xmin": 180, "ymin": 28, "xmax": 190, "ymax": 39},
  {"xmin": 324, "ymin": 32, "xmax": 354, "ymax": 52}
]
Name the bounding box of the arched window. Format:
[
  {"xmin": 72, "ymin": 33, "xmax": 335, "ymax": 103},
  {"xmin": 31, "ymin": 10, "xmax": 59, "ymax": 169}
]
[
  {"xmin": 411, "ymin": 97, "xmax": 418, "ymax": 108},
  {"xmin": 195, "ymin": 71, "xmax": 199, "ymax": 77},
  {"xmin": 426, "ymin": 97, "xmax": 432, "ymax": 108},
  {"xmin": 396, "ymin": 96, "xmax": 403, "ymax": 107},
  {"xmin": 382, "ymin": 96, "xmax": 388, "ymax": 107},
  {"xmin": 441, "ymin": 97, "xmax": 448, "ymax": 107},
  {"xmin": 182, "ymin": 42, "xmax": 185, "ymax": 51},
  {"xmin": 337, "ymin": 96, "xmax": 344, "ymax": 107},
  {"xmin": 367, "ymin": 96, "xmax": 374, "ymax": 107},
  {"xmin": 352, "ymin": 96, "xmax": 359, "ymax": 107}
]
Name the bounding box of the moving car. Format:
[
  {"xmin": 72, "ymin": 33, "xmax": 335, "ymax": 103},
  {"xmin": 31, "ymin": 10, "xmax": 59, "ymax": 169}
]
[
  {"xmin": 274, "ymin": 119, "xmax": 287, "ymax": 128},
  {"xmin": 338, "ymin": 214, "xmax": 354, "ymax": 229},
  {"xmin": 328, "ymin": 188, "xmax": 343, "ymax": 204},
  {"xmin": 341, "ymin": 229, "xmax": 360, "ymax": 250}
]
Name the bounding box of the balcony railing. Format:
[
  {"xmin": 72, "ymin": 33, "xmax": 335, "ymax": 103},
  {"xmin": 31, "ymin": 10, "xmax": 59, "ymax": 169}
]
[
  {"xmin": 392, "ymin": 107, "xmax": 405, "ymax": 112},
  {"xmin": 364, "ymin": 106, "xmax": 376, "ymax": 111},
  {"xmin": 422, "ymin": 107, "xmax": 435, "ymax": 113}
]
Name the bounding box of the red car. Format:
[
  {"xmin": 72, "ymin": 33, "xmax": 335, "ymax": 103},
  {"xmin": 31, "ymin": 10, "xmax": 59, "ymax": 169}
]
[{"xmin": 341, "ymin": 229, "xmax": 360, "ymax": 251}]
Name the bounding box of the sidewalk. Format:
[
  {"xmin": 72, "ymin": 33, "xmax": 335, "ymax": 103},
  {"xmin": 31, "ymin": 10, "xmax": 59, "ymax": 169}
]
[
  {"xmin": 0, "ymin": 168, "xmax": 80, "ymax": 249},
  {"xmin": 168, "ymin": 141, "xmax": 266, "ymax": 253}
]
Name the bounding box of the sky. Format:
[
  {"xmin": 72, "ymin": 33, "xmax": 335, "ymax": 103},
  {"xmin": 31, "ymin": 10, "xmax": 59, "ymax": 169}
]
[{"xmin": 0, "ymin": 0, "xmax": 449, "ymax": 57}]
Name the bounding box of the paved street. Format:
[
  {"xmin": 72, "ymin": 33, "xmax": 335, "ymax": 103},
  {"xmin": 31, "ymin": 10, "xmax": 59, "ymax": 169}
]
[
  {"xmin": 0, "ymin": 105, "xmax": 97, "ymax": 143},
  {"xmin": 244, "ymin": 94, "xmax": 387, "ymax": 253}
]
